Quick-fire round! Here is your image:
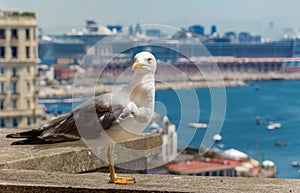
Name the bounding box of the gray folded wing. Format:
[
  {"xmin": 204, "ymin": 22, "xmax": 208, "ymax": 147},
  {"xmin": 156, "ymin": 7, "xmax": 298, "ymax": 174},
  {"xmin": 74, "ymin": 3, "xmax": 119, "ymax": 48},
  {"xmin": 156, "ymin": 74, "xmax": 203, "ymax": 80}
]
[{"xmin": 6, "ymin": 93, "xmax": 131, "ymax": 145}]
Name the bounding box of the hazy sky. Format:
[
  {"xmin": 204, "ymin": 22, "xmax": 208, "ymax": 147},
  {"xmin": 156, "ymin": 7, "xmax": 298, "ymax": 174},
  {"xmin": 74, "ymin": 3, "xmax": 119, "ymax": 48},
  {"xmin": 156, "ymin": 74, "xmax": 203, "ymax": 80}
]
[{"xmin": 2, "ymin": 0, "xmax": 300, "ymax": 38}]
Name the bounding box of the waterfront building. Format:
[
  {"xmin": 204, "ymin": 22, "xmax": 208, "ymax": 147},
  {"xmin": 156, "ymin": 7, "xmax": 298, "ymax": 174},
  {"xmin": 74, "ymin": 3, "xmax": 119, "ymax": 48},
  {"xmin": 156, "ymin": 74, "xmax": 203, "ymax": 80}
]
[
  {"xmin": 165, "ymin": 148, "xmax": 276, "ymax": 177},
  {"xmin": 0, "ymin": 9, "xmax": 42, "ymax": 129},
  {"xmin": 160, "ymin": 117, "xmax": 177, "ymax": 162},
  {"xmin": 135, "ymin": 23, "xmax": 142, "ymax": 35}
]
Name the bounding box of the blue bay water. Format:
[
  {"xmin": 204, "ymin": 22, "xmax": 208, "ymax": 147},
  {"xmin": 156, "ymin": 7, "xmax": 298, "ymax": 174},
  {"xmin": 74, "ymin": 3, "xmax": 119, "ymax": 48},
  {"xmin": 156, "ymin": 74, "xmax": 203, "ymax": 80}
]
[{"xmin": 41, "ymin": 80, "xmax": 300, "ymax": 179}]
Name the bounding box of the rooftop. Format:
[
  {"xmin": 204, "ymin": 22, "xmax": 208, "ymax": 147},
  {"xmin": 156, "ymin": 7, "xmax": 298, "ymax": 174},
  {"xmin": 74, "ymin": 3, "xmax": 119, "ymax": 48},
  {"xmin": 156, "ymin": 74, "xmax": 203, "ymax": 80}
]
[
  {"xmin": 167, "ymin": 159, "xmax": 240, "ymax": 175},
  {"xmin": 0, "ymin": 9, "xmax": 37, "ymax": 27},
  {"xmin": 0, "ymin": 9, "xmax": 36, "ymax": 18}
]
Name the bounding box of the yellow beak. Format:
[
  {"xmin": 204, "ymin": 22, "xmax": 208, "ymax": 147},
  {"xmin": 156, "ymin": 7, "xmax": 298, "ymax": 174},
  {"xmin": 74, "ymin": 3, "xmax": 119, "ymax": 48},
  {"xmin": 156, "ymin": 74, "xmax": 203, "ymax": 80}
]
[{"xmin": 132, "ymin": 61, "xmax": 143, "ymax": 71}]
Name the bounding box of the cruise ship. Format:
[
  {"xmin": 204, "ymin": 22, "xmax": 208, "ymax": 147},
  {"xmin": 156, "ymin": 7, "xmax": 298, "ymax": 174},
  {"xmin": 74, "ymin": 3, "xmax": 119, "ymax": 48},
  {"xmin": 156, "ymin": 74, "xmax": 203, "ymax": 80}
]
[
  {"xmin": 38, "ymin": 22, "xmax": 300, "ymax": 64},
  {"xmin": 39, "ymin": 20, "xmax": 120, "ymax": 62}
]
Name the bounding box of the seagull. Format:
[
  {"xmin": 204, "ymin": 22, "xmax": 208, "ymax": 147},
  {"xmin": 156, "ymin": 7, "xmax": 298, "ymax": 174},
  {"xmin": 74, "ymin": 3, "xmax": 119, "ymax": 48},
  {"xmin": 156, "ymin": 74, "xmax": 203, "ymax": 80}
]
[{"xmin": 6, "ymin": 51, "xmax": 157, "ymax": 185}]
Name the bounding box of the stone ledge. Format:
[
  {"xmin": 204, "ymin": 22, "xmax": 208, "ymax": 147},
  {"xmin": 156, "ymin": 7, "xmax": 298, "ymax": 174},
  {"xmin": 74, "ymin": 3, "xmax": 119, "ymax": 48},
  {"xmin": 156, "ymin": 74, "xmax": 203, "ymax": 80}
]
[
  {"xmin": 0, "ymin": 169, "xmax": 299, "ymax": 193},
  {"xmin": 0, "ymin": 129, "xmax": 161, "ymax": 173}
]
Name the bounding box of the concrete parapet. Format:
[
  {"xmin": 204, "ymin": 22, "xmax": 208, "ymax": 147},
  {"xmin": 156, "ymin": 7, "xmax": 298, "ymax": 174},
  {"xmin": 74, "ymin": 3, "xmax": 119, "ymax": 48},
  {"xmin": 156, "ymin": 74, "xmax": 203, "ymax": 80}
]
[
  {"xmin": 0, "ymin": 129, "xmax": 161, "ymax": 173},
  {"xmin": 0, "ymin": 169, "xmax": 299, "ymax": 193}
]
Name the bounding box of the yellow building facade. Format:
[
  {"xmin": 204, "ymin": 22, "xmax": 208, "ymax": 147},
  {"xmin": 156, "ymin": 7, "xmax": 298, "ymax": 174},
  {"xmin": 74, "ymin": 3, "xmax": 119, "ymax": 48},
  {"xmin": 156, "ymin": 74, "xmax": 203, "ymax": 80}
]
[{"xmin": 0, "ymin": 10, "xmax": 42, "ymax": 129}]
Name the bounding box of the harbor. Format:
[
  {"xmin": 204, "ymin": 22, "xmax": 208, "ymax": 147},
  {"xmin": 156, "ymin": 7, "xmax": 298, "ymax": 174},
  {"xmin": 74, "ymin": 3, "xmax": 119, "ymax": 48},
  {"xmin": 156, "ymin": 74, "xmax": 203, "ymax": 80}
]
[
  {"xmin": 38, "ymin": 79, "xmax": 246, "ymax": 98},
  {"xmin": 39, "ymin": 80, "xmax": 300, "ymax": 179},
  {"xmin": 1, "ymin": 1, "xmax": 300, "ymax": 186},
  {"xmin": 38, "ymin": 71, "xmax": 300, "ymax": 98}
]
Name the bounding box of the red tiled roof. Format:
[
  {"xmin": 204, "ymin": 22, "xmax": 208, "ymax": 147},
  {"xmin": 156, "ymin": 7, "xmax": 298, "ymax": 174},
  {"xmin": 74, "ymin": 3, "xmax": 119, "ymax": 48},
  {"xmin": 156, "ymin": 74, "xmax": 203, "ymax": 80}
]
[{"xmin": 167, "ymin": 159, "xmax": 240, "ymax": 175}]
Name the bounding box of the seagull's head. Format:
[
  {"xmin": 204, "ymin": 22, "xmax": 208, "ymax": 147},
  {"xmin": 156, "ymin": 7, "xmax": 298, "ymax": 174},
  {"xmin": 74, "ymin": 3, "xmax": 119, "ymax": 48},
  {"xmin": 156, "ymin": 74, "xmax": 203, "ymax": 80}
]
[{"xmin": 132, "ymin": 51, "xmax": 157, "ymax": 74}]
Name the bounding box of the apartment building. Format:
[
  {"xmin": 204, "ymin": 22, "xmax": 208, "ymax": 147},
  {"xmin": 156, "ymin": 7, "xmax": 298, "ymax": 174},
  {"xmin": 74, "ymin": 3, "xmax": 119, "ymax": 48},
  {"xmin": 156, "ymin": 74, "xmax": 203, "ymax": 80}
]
[{"xmin": 0, "ymin": 10, "xmax": 42, "ymax": 129}]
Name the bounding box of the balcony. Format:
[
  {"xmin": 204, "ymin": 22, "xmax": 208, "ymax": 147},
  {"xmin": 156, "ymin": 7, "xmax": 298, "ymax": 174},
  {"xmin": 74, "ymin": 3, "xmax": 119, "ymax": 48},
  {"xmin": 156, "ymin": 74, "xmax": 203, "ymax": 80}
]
[
  {"xmin": 25, "ymin": 74, "xmax": 39, "ymax": 81},
  {"xmin": 11, "ymin": 75, "xmax": 19, "ymax": 82},
  {"xmin": 0, "ymin": 76, "xmax": 6, "ymax": 81},
  {"xmin": 0, "ymin": 37, "xmax": 5, "ymax": 43},
  {"xmin": 33, "ymin": 106, "xmax": 44, "ymax": 116},
  {"xmin": 10, "ymin": 92, "xmax": 19, "ymax": 100},
  {"xmin": 33, "ymin": 73, "xmax": 39, "ymax": 80},
  {"xmin": 10, "ymin": 37, "xmax": 18, "ymax": 44},
  {"xmin": 0, "ymin": 93, "xmax": 6, "ymax": 100},
  {"xmin": 0, "ymin": 109, "xmax": 36, "ymax": 117}
]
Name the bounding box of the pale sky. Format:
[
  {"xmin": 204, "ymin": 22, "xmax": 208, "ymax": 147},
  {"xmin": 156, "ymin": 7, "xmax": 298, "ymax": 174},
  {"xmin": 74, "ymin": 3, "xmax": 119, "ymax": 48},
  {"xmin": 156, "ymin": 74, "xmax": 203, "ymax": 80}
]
[{"xmin": 2, "ymin": 0, "xmax": 300, "ymax": 38}]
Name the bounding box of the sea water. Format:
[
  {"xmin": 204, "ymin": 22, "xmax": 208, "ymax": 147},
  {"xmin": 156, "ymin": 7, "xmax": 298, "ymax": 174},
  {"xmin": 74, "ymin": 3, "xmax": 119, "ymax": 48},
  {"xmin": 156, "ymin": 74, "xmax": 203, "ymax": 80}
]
[{"xmin": 40, "ymin": 80, "xmax": 300, "ymax": 179}]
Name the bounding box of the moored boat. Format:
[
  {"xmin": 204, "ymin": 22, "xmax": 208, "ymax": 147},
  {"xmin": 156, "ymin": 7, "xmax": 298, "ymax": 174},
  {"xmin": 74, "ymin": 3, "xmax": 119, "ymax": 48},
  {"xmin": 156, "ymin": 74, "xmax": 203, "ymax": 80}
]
[{"xmin": 188, "ymin": 122, "xmax": 208, "ymax": 129}]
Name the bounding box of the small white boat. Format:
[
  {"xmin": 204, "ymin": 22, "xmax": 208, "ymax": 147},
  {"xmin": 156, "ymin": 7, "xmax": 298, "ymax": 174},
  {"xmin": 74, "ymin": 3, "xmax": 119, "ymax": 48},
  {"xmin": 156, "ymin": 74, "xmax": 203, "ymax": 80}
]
[
  {"xmin": 217, "ymin": 143, "xmax": 225, "ymax": 149},
  {"xmin": 267, "ymin": 122, "xmax": 281, "ymax": 130},
  {"xmin": 275, "ymin": 140, "xmax": 287, "ymax": 147},
  {"xmin": 292, "ymin": 161, "xmax": 300, "ymax": 167},
  {"xmin": 213, "ymin": 134, "xmax": 222, "ymax": 141},
  {"xmin": 188, "ymin": 122, "xmax": 208, "ymax": 129}
]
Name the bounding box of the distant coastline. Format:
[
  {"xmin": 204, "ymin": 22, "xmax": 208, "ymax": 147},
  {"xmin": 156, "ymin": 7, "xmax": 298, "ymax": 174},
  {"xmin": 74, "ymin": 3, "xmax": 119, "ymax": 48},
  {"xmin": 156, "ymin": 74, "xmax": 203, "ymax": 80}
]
[
  {"xmin": 38, "ymin": 72, "xmax": 300, "ymax": 98},
  {"xmin": 38, "ymin": 80, "xmax": 245, "ymax": 98}
]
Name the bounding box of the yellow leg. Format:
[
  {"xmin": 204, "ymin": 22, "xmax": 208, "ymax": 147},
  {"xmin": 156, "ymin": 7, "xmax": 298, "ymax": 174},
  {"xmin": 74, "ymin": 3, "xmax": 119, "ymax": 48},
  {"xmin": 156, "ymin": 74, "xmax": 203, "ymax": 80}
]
[{"xmin": 107, "ymin": 144, "xmax": 136, "ymax": 185}]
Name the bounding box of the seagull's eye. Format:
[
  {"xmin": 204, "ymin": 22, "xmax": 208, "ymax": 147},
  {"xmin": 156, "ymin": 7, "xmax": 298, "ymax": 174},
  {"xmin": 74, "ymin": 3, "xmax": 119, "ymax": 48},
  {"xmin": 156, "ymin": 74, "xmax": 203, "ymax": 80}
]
[{"xmin": 147, "ymin": 58, "xmax": 153, "ymax": 62}]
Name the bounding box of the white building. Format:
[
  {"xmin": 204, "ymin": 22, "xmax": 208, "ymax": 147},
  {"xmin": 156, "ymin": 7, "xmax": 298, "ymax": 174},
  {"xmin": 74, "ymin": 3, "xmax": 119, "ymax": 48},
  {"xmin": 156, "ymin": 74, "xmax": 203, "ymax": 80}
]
[{"xmin": 161, "ymin": 116, "xmax": 178, "ymax": 162}]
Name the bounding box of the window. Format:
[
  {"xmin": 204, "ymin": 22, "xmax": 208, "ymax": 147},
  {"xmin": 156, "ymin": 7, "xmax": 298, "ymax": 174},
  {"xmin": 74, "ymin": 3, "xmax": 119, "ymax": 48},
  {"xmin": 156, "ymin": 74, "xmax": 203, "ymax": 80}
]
[
  {"xmin": 12, "ymin": 67, "xmax": 17, "ymax": 77},
  {"xmin": 27, "ymin": 66, "xmax": 30, "ymax": 74},
  {"xmin": 12, "ymin": 83, "xmax": 17, "ymax": 94},
  {"xmin": 26, "ymin": 28, "xmax": 30, "ymax": 40},
  {"xmin": 27, "ymin": 99, "xmax": 30, "ymax": 109},
  {"xmin": 0, "ymin": 82, "xmax": 4, "ymax": 94},
  {"xmin": 12, "ymin": 100, "xmax": 17, "ymax": 109},
  {"xmin": 0, "ymin": 101, "xmax": 3, "ymax": 109},
  {"xmin": 11, "ymin": 29, "xmax": 18, "ymax": 39},
  {"xmin": 0, "ymin": 118, "xmax": 5, "ymax": 127},
  {"xmin": 0, "ymin": 67, "xmax": 3, "ymax": 75},
  {"xmin": 26, "ymin": 46, "xmax": 30, "ymax": 58},
  {"xmin": 0, "ymin": 47, "xmax": 5, "ymax": 58},
  {"xmin": 0, "ymin": 29, "xmax": 5, "ymax": 39},
  {"xmin": 12, "ymin": 118, "xmax": 18, "ymax": 127},
  {"xmin": 11, "ymin": 46, "xmax": 17, "ymax": 58},
  {"xmin": 27, "ymin": 117, "xmax": 31, "ymax": 126},
  {"xmin": 27, "ymin": 82, "xmax": 30, "ymax": 91}
]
